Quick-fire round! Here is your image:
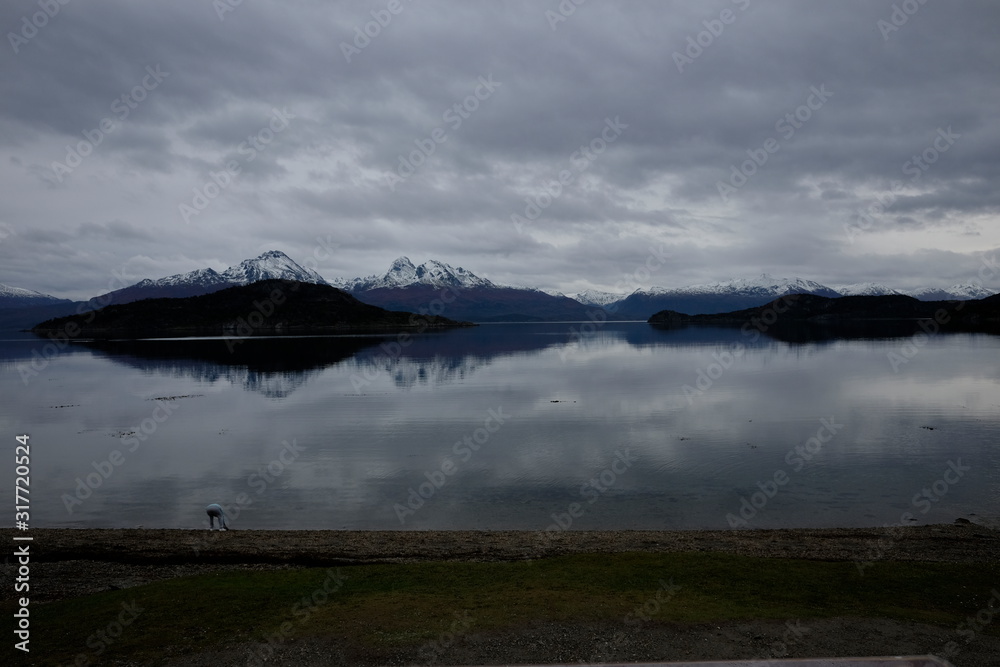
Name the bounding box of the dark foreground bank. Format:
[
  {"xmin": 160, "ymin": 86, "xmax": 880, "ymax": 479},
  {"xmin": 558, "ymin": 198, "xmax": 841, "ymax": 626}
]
[{"xmin": 3, "ymin": 524, "xmax": 998, "ymax": 667}]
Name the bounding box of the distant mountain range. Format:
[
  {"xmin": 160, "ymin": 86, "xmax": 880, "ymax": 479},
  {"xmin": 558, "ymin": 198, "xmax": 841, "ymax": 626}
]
[
  {"xmin": 330, "ymin": 256, "xmax": 595, "ymax": 322},
  {"xmin": 588, "ymin": 275, "xmax": 996, "ymax": 319},
  {"xmin": 2, "ymin": 251, "xmax": 997, "ymax": 328},
  {"xmin": 331, "ymin": 256, "xmax": 496, "ymax": 292},
  {"xmin": 91, "ymin": 250, "xmax": 330, "ymax": 305},
  {"xmin": 0, "ymin": 283, "xmax": 72, "ymax": 309}
]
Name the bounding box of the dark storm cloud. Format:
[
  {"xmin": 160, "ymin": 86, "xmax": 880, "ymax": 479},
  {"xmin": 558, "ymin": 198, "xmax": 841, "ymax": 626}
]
[{"xmin": 0, "ymin": 0, "xmax": 997, "ymax": 300}]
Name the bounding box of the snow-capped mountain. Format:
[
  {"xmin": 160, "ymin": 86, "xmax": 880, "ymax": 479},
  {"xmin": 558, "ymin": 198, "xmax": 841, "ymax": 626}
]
[
  {"xmin": 5, "ymin": 249, "xmax": 998, "ymax": 328},
  {"xmin": 0, "ymin": 283, "xmax": 75, "ymax": 330},
  {"xmin": 220, "ymin": 250, "xmax": 329, "ymax": 286},
  {"xmin": 96, "ymin": 251, "xmax": 329, "ymax": 305},
  {"xmin": 593, "ymin": 274, "xmax": 997, "ymax": 318},
  {"xmin": 907, "ymin": 284, "xmax": 996, "ymax": 301},
  {"xmin": 832, "ymin": 283, "xmax": 906, "ymax": 297},
  {"xmin": 123, "ymin": 268, "xmax": 230, "ymax": 293},
  {"xmin": 573, "ymin": 289, "xmax": 624, "ymax": 308},
  {"xmin": 339, "ymin": 257, "xmax": 595, "ymax": 321},
  {"xmin": 0, "ymin": 283, "xmax": 71, "ymax": 309},
  {"xmin": 646, "ymin": 274, "xmax": 840, "ymax": 299},
  {"xmin": 611, "ymin": 274, "xmax": 841, "ymax": 318},
  {"xmin": 338, "ymin": 257, "xmax": 496, "ymax": 292}
]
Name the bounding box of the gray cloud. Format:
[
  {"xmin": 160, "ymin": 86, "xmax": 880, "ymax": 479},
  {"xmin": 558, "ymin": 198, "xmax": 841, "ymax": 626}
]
[{"xmin": 0, "ymin": 0, "xmax": 998, "ymax": 300}]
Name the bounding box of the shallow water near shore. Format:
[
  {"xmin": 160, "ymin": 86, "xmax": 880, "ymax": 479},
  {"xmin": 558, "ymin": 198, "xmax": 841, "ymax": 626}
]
[{"xmin": 2, "ymin": 322, "xmax": 999, "ymax": 531}]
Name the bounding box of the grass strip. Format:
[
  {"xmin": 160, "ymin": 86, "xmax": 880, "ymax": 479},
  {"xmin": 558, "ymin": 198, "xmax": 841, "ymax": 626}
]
[{"xmin": 17, "ymin": 552, "xmax": 1000, "ymax": 665}]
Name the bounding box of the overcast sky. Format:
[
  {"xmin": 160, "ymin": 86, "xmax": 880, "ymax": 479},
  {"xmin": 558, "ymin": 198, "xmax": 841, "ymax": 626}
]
[{"xmin": 1, "ymin": 0, "xmax": 998, "ymax": 300}]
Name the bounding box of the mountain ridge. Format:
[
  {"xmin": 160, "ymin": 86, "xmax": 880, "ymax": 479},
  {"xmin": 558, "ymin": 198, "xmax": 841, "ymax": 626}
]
[
  {"xmin": 3, "ymin": 250, "xmax": 998, "ymax": 326},
  {"xmin": 0, "ymin": 283, "xmax": 71, "ymax": 309},
  {"xmin": 94, "ymin": 250, "xmax": 330, "ymax": 306},
  {"xmin": 332, "ymin": 256, "xmax": 496, "ymax": 292},
  {"xmin": 648, "ymin": 292, "xmax": 1000, "ymax": 328}
]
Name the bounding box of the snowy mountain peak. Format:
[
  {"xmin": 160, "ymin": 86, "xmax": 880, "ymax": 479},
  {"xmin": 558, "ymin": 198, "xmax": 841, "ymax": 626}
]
[
  {"xmin": 88, "ymin": 251, "xmax": 331, "ymax": 306},
  {"xmin": 945, "ymin": 283, "xmax": 996, "ymax": 299},
  {"xmin": 415, "ymin": 260, "xmax": 493, "ymax": 288},
  {"xmin": 641, "ymin": 274, "xmax": 839, "ymax": 298},
  {"xmin": 220, "ymin": 250, "xmax": 329, "ymax": 286},
  {"xmin": 385, "ymin": 256, "xmax": 419, "ymax": 283},
  {"xmin": 1, "ymin": 283, "xmax": 51, "ymax": 299},
  {"xmin": 573, "ymin": 289, "xmax": 625, "ymax": 307},
  {"xmin": 0, "ymin": 282, "xmax": 69, "ymax": 307},
  {"xmin": 908, "ymin": 283, "xmax": 997, "ymax": 301},
  {"xmin": 833, "ymin": 283, "xmax": 905, "ymax": 297},
  {"xmin": 141, "ymin": 267, "xmax": 227, "ymax": 289},
  {"xmin": 124, "ymin": 251, "xmax": 328, "ymax": 292},
  {"xmin": 341, "ymin": 257, "xmax": 495, "ymax": 291}
]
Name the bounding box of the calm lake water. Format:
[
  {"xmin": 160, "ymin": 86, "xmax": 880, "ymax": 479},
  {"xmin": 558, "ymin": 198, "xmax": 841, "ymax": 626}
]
[{"xmin": 2, "ymin": 322, "xmax": 998, "ymax": 531}]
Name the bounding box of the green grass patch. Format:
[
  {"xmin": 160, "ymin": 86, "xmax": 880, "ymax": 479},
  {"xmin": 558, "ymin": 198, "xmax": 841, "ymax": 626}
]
[{"xmin": 18, "ymin": 553, "xmax": 1000, "ymax": 665}]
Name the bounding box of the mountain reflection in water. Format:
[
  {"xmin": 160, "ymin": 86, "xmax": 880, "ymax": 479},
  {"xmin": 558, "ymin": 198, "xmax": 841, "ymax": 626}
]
[{"xmin": 1, "ymin": 322, "xmax": 997, "ymax": 531}]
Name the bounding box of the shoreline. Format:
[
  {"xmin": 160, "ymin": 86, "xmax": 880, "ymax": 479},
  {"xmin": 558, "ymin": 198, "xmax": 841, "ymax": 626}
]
[{"xmin": 9, "ymin": 523, "xmax": 998, "ymax": 566}]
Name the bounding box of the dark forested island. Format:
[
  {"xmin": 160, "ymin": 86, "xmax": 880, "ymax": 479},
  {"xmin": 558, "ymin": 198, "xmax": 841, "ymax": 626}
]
[
  {"xmin": 31, "ymin": 279, "xmax": 472, "ymax": 338},
  {"xmin": 648, "ymin": 293, "xmax": 1000, "ymax": 333}
]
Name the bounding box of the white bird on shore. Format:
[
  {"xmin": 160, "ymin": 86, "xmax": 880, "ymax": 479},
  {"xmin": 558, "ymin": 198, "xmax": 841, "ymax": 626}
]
[{"xmin": 206, "ymin": 503, "xmax": 229, "ymax": 530}]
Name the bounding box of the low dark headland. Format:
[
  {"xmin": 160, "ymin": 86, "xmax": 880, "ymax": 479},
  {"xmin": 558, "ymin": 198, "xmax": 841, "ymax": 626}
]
[
  {"xmin": 649, "ymin": 292, "xmax": 1000, "ymax": 333},
  {"xmin": 29, "ymin": 279, "xmax": 473, "ymax": 339}
]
